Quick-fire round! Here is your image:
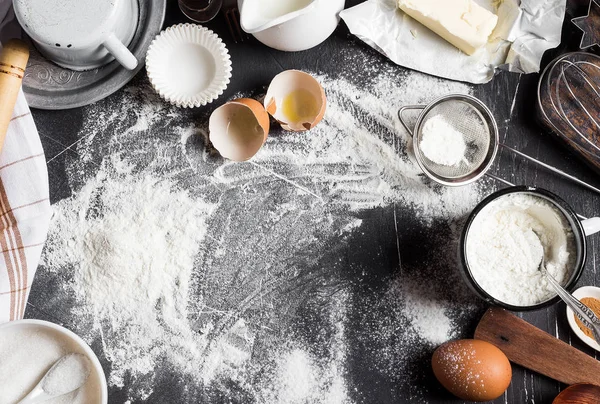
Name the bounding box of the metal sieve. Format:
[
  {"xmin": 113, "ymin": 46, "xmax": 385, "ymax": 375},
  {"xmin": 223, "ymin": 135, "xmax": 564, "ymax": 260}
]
[
  {"xmin": 398, "ymin": 94, "xmax": 497, "ymax": 186},
  {"xmin": 399, "ymin": 94, "xmax": 600, "ymax": 195}
]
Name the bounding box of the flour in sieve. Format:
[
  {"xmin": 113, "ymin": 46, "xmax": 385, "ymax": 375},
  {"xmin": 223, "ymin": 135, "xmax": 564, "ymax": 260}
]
[
  {"xmin": 38, "ymin": 59, "xmax": 492, "ymax": 402},
  {"xmin": 419, "ymin": 115, "xmax": 466, "ymax": 166}
]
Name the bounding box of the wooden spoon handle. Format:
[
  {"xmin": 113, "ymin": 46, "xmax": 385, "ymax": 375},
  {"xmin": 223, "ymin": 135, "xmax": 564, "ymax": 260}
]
[
  {"xmin": 0, "ymin": 39, "xmax": 29, "ymax": 152},
  {"xmin": 553, "ymin": 384, "xmax": 600, "ymax": 404},
  {"xmin": 475, "ymin": 307, "xmax": 600, "ymax": 386}
]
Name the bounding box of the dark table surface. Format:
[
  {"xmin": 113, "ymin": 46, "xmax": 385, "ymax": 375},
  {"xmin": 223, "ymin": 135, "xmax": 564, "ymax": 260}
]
[{"xmin": 25, "ymin": 0, "xmax": 600, "ymax": 403}]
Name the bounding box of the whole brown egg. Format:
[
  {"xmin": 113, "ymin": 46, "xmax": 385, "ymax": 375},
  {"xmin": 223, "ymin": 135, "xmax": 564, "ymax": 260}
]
[{"xmin": 432, "ymin": 339, "xmax": 512, "ymax": 401}]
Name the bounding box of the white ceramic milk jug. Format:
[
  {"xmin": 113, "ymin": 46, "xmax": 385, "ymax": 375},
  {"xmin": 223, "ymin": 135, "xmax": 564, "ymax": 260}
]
[{"xmin": 239, "ymin": 0, "xmax": 345, "ymax": 52}]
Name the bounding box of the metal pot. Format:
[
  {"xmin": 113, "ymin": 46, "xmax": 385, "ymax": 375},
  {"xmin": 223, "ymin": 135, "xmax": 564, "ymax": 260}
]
[
  {"xmin": 13, "ymin": 0, "xmax": 139, "ymax": 71},
  {"xmin": 459, "ymin": 186, "xmax": 600, "ymax": 311}
]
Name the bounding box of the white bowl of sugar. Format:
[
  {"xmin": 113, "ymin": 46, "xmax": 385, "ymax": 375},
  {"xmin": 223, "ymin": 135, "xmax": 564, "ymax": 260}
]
[{"xmin": 0, "ymin": 319, "xmax": 107, "ymax": 404}]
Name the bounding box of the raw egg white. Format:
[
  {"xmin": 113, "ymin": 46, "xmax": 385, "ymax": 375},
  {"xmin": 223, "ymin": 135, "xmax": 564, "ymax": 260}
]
[
  {"xmin": 264, "ymin": 70, "xmax": 326, "ymax": 132},
  {"xmin": 432, "ymin": 339, "xmax": 512, "ymax": 401},
  {"xmin": 209, "ymin": 98, "xmax": 270, "ymax": 161}
]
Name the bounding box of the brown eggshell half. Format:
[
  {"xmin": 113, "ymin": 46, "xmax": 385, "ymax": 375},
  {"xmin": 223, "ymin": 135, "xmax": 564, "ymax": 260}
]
[
  {"xmin": 264, "ymin": 70, "xmax": 326, "ymax": 132},
  {"xmin": 209, "ymin": 98, "xmax": 270, "ymax": 161},
  {"xmin": 432, "ymin": 339, "xmax": 512, "ymax": 402}
]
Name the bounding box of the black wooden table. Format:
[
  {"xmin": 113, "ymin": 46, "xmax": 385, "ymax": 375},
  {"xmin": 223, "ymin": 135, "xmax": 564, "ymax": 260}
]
[{"xmin": 26, "ymin": 1, "xmax": 600, "ymax": 403}]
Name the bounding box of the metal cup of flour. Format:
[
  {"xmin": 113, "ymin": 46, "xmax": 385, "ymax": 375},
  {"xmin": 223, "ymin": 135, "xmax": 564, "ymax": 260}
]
[
  {"xmin": 459, "ymin": 186, "xmax": 600, "ymax": 311},
  {"xmin": 13, "ymin": 0, "xmax": 139, "ymax": 71}
]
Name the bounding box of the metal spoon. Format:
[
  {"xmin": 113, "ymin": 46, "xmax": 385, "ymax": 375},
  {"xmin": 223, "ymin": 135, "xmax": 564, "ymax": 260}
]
[
  {"xmin": 536, "ymin": 248, "xmax": 600, "ymax": 345},
  {"xmin": 18, "ymin": 353, "xmax": 91, "ymax": 404}
]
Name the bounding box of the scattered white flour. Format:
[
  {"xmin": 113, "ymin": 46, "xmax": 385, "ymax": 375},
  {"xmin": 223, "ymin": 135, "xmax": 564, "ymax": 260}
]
[
  {"xmin": 271, "ymin": 349, "xmax": 317, "ymax": 402},
  {"xmin": 254, "ymin": 291, "xmax": 351, "ymax": 404},
  {"xmin": 42, "ymin": 353, "xmax": 91, "ymax": 396},
  {"xmin": 242, "ymin": 71, "xmax": 485, "ymax": 219},
  {"xmin": 466, "ymin": 193, "xmax": 575, "ymax": 306},
  {"xmin": 43, "ymin": 156, "xmax": 216, "ymax": 389},
  {"xmin": 38, "ymin": 59, "xmax": 493, "ymax": 402},
  {"xmin": 0, "ymin": 327, "xmax": 101, "ymax": 404},
  {"xmin": 419, "ymin": 115, "xmax": 466, "ymax": 167},
  {"xmin": 400, "ymin": 281, "xmax": 456, "ymax": 345}
]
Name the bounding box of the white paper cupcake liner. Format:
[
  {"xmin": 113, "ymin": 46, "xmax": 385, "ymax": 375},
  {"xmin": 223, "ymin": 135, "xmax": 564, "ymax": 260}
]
[{"xmin": 146, "ymin": 23, "xmax": 232, "ymax": 108}]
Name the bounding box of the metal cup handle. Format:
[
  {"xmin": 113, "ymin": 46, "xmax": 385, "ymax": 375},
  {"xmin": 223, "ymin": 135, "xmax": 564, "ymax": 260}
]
[
  {"xmin": 103, "ymin": 33, "xmax": 138, "ymax": 71},
  {"xmin": 397, "ymin": 105, "xmax": 426, "ymax": 138}
]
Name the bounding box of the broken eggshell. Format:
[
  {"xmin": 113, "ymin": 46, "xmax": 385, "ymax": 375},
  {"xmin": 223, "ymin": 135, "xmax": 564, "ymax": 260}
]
[
  {"xmin": 264, "ymin": 70, "xmax": 326, "ymax": 132},
  {"xmin": 209, "ymin": 98, "xmax": 270, "ymax": 161}
]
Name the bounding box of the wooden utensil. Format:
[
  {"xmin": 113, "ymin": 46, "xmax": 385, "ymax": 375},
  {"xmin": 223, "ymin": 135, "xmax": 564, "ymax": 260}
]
[
  {"xmin": 553, "ymin": 383, "xmax": 600, "ymax": 404},
  {"xmin": 0, "ymin": 39, "xmax": 29, "ymax": 153},
  {"xmin": 475, "ymin": 307, "xmax": 600, "ymax": 386}
]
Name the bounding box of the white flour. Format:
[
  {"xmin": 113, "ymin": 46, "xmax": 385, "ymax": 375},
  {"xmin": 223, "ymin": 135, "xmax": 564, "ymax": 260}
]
[
  {"xmin": 400, "ymin": 280, "xmax": 456, "ymax": 345},
  {"xmin": 419, "ymin": 115, "xmax": 466, "ymax": 166},
  {"xmin": 43, "ymin": 156, "xmax": 216, "ymax": 389},
  {"xmin": 466, "ymin": 193, "xmax": 575, "ymax": 306},
  {"xmin": 39, "ymin": 59, "xmax": 491, "ymax": 402}
]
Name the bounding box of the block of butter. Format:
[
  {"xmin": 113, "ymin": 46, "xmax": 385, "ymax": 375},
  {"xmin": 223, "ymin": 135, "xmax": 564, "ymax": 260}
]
[{"xmin": 397, "ymin": 0, "xmax": 498, "ymax": 55}]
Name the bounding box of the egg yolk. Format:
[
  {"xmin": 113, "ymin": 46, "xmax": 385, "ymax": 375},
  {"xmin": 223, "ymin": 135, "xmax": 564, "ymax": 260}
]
[{"xmin": 281, "ymin": 89, "xmax": 319, "ymax": 124}]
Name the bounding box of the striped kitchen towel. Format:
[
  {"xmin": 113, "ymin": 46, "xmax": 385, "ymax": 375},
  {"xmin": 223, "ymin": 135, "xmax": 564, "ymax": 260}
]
[{"xmin": 0, "ymin": 3, "xmax": 52, "ymax": 323}]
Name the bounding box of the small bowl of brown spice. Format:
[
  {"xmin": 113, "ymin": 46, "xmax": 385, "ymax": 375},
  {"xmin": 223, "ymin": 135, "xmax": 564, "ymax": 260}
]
[{"xmin": 566, "ymin": 286, "xmax": 600, "ymax": 351}]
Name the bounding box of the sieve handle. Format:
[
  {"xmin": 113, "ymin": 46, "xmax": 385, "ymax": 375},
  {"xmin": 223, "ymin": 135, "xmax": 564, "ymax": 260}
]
[
  {"xmin": 398, "ymin": 105, "xmax": 426, "ymax": 137},
  {"xmin": 499, "ymin": 144, "xmax": 600, "ymax": 197}
]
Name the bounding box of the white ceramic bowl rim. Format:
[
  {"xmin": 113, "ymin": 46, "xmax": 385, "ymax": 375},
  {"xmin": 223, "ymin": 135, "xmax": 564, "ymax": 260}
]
[{"xmin": 0, "ymin": 319, "xmax": 108, "ymax": 404}]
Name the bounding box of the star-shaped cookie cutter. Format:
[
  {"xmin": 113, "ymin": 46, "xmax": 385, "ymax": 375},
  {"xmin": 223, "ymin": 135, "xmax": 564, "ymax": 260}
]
[{"xmin": 572, "ymin": 0, "xmax": 600, "ymax": 49}]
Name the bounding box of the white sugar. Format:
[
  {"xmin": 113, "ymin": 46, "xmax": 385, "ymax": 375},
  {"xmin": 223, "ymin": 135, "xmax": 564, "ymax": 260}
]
[
  {"xmin": 42, "ymin": 354, "xmax": 91, "ymax": 396},
  {"xmin": 0, "ymin": 328, "xmax": 100, "ymax": 404}
]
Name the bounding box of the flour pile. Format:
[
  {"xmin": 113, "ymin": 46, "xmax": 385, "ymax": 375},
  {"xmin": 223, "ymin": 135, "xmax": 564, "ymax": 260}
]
[
  {"xmin": 38, "ymin": 62, "xmax": 490, "ymax": 402},
  {"xmin": 419, "ymin": 115, "xmax": 467, "ymax": 167},
  {"xmin": 43, "ymin": 156, "xmax": 215, "ymax": 389}
]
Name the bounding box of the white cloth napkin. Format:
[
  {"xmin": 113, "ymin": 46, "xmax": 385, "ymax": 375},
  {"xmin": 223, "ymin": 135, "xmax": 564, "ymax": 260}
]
[{"xmin": 0, "ymin": 2, "xmax": 52, "ymax": 323}]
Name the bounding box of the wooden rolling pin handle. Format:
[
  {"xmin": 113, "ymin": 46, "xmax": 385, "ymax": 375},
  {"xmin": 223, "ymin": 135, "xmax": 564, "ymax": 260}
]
[{"xmin": 0, "ymin": 39, "xmax": 29, "ymax": 153}]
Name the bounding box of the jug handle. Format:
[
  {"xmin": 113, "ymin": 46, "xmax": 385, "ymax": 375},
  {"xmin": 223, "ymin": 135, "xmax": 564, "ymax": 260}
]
[
  {"xmin": 582, "ymin": 217, "xmax": 600, "ymax": 236},
  {"xmin": 103, "ymin": 33, "xmax": 138, "ymax": 70}
]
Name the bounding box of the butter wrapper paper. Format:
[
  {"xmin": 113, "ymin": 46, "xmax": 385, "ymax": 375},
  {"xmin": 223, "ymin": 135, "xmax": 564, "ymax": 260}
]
[{"xmin": 340, "ymin": 0, "xmax": 566, "ymax": 84}]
